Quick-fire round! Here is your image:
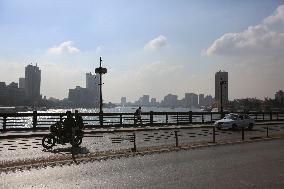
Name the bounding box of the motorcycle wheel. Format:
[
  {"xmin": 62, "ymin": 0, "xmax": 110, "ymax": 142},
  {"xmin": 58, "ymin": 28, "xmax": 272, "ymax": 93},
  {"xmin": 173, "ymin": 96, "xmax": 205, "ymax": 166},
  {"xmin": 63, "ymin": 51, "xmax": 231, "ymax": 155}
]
[
  {"xmin": 70, "ymin": 136, "xmax": 82, "ymax": 147},
  {"xmin": 42, "ymin": 134, "xmax": 56, "ymax": 149}
]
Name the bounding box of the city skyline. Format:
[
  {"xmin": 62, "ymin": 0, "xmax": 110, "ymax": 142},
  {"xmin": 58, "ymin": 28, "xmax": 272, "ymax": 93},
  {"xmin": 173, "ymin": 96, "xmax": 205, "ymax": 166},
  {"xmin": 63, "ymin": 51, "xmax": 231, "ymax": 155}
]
[{"xmin": 0, "ymin": 1, "xmax": 284, "ymax": 102}]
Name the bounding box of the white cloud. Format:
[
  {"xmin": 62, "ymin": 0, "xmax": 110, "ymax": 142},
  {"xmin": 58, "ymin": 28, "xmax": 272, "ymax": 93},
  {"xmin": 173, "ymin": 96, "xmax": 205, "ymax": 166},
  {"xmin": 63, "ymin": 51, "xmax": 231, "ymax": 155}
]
[
  {"xmin": 47, "ymin": 41, "xmax": 80, "ymax": 55},
  {"xmin": 95, "ymin": 46, "xmax": 102, "ymax": 54},
  {"xmin": 144, "ymin": 35, "xmax": 168, "ymax": 50},
  {"xmin": 206, "ymin": 4, "xmax": 284, "ymax": 59},
  {"xmin": 205, "ymin": 5, "xmax": 284, "ymax": 99}
]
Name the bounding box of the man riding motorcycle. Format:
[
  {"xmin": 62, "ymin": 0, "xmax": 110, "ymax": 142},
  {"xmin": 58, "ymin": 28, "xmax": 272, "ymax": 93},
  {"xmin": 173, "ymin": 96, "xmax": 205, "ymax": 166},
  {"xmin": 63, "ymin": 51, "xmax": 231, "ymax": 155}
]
[
  {"xmin": 42, "ymin": 110, "xmax": 84, "ymax": 149},
  {"xmin": 63, "ymin": 111, "xmax": 77, "ymax": 139}
]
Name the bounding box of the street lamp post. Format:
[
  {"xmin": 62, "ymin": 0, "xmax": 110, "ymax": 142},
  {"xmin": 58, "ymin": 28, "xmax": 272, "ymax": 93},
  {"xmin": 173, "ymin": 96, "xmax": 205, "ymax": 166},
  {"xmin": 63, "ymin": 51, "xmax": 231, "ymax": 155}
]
[
  {"xmin": 95, "ymin": 57, "xmax": 107, "ymax": 126},
  {"xmin": 220, "ymin": 80, "xmax": 227, "ymax": 118}
]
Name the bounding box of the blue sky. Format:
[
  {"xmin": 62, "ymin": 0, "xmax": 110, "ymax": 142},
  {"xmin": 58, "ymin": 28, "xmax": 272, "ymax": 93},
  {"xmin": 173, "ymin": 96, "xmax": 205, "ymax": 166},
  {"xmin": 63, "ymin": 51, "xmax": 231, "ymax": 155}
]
[{"xmin": 0, "ymin": 0, "xmax": 284, "ymax": 102}]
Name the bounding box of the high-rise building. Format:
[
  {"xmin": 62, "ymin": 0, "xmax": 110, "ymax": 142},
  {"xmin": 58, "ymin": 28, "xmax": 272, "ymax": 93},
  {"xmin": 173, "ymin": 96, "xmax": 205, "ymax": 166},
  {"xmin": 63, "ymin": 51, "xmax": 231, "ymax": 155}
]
[
  {"xmin": 199, "ymin": 94, "xmax": 205, "ymax": 107},
  {"xmin": 215, "ymin": 71, "xmax": 228, "ymax": 102},
  {"xmin": 121, "ymin": 97, "xmax": 127, "ymax": 105},
  {"xmin": 162, "ymin": 94, "xmax": 178, "ymax": 107},
  {"xmin": 141, "ymin": 95, "xmax": 149, "ymax": 106},
  {"xmin": 68, "ymin": 86, "xmax": 95, "ymax": 107},
  {"xmin": 25, "ymin": 64, "xmax": 41, "ymax": 101},
  {"xmin": 19, "ymin": 78, "xmax": 25, "ymax": 89},
  {"xmin": 204, "ymin": 95, "xmax": 214, "ymax": 106},
  {"xmin": 137, "ymin": 95, "xmax": 150, "ymax": 106},
  {"xmin": 151, "ymin": 98, "xmax": 156, "ymax": 104},
  {"xmin": 86, "ymin": 72, "xmax": 100, "ymax": 106},
  {"xmin": 184, "ymin": 93, "xmax": 198, "ymax": 107},
  {"xmin": 150, "ymin": 98, "xmax": 158, "ymax": 107},
  {"xmin": 86, "ymin": 72, "xmax": 100, "ymax": 90}
]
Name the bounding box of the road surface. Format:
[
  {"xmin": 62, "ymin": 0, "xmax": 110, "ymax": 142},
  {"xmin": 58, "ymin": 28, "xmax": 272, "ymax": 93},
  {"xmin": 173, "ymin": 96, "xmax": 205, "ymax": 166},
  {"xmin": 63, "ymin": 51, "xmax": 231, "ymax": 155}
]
[
  {"xmin": 1, "ymin": 139, "xmax": 284, "ymax": 189},
  {"xmin": 1, "ymin": 123, "xmax": 284, "ymax": 162}
]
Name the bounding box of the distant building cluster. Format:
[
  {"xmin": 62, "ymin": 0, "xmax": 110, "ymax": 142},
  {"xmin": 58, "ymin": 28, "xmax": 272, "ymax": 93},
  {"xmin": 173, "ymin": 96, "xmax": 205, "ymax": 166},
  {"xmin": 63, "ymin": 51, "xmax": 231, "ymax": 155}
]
[
  {"xmin": 119, "ymin": 70, "xmax": 229, "ymax": 109},
  {"xmin": 120, "ymin": 93, "xmax": 214, "ymax": 108},
  {"xmin": 0, "ymin": 64, "xmax": 41, "ymax": 106},
  {"xmin": 68, "ymin": 73, "xmax": 100, "ymax": 107},
  {"xmin": 1, "ymin": 65, "xmax": 283, "ymax": 111}
]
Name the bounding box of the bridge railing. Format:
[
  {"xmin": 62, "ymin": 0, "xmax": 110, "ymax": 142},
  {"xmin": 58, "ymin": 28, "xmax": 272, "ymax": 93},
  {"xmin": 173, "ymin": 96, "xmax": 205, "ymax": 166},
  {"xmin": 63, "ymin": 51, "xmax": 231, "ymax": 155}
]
[{"xmin": 0, "ymin": 111, "xmax": 284, "ymax": 132}]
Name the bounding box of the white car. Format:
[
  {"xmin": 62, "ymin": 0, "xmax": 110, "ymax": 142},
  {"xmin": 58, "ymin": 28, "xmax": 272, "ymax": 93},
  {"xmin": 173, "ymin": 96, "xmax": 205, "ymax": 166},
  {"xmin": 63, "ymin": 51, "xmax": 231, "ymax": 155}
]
[{"xmin": 214, "ymin": 113, "xmax": 255, "ymax": 130}]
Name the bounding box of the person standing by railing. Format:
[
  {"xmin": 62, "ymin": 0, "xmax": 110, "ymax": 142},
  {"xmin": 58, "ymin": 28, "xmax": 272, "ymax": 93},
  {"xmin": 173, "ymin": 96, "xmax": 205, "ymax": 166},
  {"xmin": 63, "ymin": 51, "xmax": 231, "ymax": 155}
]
[{"xmin": 134, "ymin": 106, "xmax": 142, "ymax": 125}]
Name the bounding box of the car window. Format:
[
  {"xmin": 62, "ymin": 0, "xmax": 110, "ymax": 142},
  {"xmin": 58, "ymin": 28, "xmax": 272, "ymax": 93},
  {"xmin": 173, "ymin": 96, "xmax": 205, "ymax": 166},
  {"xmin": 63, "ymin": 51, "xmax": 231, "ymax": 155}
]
[{"xmin": 225, "ymin": 114, "xmax": 237, "ymax": 120}]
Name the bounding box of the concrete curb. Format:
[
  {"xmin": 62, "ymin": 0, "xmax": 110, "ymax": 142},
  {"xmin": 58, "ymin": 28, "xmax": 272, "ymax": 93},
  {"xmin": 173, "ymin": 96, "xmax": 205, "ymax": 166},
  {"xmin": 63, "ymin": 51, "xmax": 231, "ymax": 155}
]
[{"xmin": 1, "ymin": 136, "xmax": 283, "ymax": 173}]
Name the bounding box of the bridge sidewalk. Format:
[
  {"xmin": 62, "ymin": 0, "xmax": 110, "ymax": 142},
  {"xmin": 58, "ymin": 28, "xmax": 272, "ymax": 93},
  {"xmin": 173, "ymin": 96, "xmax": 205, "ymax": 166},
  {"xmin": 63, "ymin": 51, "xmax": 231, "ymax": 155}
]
[{"xmin": 1, "ymin": 121, "xmax": 284, "ymax": 139}]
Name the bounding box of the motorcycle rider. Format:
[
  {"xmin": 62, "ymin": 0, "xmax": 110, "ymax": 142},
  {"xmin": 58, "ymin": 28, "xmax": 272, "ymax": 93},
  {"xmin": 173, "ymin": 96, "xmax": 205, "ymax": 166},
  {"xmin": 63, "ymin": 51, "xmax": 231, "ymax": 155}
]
[
  {"xmin": 75, "ymin": 110, "xmax": 84, "ymax": 130},
  {"xmin": 63, "ymin": 111, "xmax": 76, "ymax": 140}
]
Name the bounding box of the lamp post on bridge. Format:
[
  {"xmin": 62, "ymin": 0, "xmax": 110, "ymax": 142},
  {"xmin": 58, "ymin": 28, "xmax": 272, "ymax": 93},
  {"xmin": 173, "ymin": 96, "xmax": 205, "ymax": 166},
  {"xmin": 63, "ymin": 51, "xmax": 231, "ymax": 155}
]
[
  {"xmin": 95, "ymin": 57, "xmax": 107, "ymax": 126},
  {"xmin": 220, "ymin": 80, "xmax": 227, "ymax": 118}
]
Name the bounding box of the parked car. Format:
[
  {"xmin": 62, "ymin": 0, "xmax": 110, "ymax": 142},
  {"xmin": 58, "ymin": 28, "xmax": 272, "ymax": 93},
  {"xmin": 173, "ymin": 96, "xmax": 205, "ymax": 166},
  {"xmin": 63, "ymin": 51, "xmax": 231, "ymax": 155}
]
[{"xmin": 214, "ymin": 113, "xmax": 255, "ymax": 130}]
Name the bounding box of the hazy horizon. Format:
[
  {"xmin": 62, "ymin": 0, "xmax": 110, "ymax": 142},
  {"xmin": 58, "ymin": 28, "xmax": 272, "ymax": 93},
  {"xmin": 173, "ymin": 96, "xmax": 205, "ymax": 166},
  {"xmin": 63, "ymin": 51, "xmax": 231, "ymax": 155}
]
[{"xmin": 1, "ymin": 0, "xmax": 284, "ymax": 102}]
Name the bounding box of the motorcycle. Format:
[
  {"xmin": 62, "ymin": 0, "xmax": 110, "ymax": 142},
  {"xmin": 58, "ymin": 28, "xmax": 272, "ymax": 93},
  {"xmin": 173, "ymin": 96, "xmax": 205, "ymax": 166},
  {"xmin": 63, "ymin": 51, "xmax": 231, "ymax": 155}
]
[{"xmin": 42, "ymin": 121, "xmax": 84, "ymax": 149}]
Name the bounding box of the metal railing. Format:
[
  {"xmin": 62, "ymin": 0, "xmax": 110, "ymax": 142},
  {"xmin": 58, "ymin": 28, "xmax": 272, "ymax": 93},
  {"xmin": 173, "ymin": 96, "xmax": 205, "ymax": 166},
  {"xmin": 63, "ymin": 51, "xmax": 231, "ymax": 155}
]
[
  {"xmin": 89, "ymin": 124, "xmax": 284, "ymax": 152},
  {"xmin": 0, "ymin": 111, "xmax": 284, "ymax": 132}
]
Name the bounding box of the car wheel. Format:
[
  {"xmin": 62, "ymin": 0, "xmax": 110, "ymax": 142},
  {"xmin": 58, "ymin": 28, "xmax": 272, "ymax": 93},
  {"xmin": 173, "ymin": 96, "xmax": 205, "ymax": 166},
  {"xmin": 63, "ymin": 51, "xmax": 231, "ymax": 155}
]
[{"xmin": 232, "ymin": 124, "xmax": 238, "ymax": 130}]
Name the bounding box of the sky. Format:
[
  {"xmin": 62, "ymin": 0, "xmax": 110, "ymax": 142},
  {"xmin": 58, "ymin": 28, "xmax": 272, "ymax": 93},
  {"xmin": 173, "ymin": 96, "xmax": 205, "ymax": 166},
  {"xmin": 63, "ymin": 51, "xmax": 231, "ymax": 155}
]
[{"xmin": 0, "ymin": 0, "xmax": 284, "ymax": 102}]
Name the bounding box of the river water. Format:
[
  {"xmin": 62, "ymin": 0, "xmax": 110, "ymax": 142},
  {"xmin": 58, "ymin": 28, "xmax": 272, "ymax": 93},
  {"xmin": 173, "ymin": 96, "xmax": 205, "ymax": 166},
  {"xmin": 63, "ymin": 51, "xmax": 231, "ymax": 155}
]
[
  {"xmin": 33, "ymin": 106, "xmax": 201, "ymax": 114},
  {"xmin": 1, "ymin": 107, "xmax": 204, "ymax": 129}
]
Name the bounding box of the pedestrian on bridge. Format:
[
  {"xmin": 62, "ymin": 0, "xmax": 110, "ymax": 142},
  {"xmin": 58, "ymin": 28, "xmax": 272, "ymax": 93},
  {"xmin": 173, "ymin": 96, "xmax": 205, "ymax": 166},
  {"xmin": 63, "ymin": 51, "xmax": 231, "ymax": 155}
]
[{"xmin": 134, "ymin": 106, "xmax": 142, "ymax": 125}]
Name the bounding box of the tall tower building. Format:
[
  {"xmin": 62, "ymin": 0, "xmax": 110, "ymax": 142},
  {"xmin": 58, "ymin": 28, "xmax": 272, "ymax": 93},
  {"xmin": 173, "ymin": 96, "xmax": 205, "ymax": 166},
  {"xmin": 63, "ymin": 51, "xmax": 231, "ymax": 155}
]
[
  {"xmin": 86, "ymin": 72, "xmax": 100, "ymax": 90},
  {"xmin": 121, "ymin": 97, "xmax": 127, "ymax": 105},
  {"xmin": 184, "ymin": 93, "xmax": 198, "ymax": 108},
  {"xmin": 19, "ymin": 78, "xmax": 25, "ymax": 89},
  {"xmin": 25, "ymin": 64, "xmax": 41, "ymax": 101},
  {"xmin": 215, "ymin": 71, "xmax": 228, "ymax": 102},
  {"xmin": 199, "ymin": 94, "xmax": 205, "ymax": 107},
  {"xmin": 86, "ymin": 72, "xmax": 100, "ymax": 106}
]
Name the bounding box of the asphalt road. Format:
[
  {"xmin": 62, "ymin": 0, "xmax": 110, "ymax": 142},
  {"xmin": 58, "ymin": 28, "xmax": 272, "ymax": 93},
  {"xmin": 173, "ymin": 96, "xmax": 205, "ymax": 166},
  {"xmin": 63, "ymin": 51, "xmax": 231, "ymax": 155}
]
[
  {"xmin": 1, "ymin": 139, "xmax": 284, "ymax": 189},
  {"xmin": 1, "ymin": 123, "xmax": 284, "ymax": 162}
]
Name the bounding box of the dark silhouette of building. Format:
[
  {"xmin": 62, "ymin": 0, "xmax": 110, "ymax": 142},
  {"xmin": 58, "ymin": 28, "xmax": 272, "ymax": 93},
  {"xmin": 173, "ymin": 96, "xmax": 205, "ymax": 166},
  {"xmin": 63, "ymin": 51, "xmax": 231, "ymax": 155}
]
[
  {"xmin": 86, "ymin": 72, "xmax": 100, "ymax": 106},
  {"xmin": 204, "ymin": 95, "xmax": 214, "ymax": 106},
  {"xmin": 121, "ymin": 97, "xmax": 127, "ymax": 105},
  {"xmin": 161, "ymin": 94, "xmax": 178, "ymax": 107},
  {"xmin": 135, "ymin": 95, "xmax": 150, "ymax": 106},
  {"xmin": 215, "ymin": 71, "xmax": 228, "ymax": 102},
  {"xmin": 68, "ymin": 86, "xmax": 96, "ymax": 107},
  {"xmin": 68, "ymin": 72, "xmax": 100, "ymax": 107},
  {"xmin": 19, "ymin": 78, "xmax": 25, "ymax": 89},
  {"xmin": 25, "ymin": 64, "xmax": 41, "ymax": 101},
  {"xmin": 0, "ymin": 82, "xmax": 26, "ymax": 105},
  {"xmin": 199, "ymin": 94, "xmax": 205, "ymax": 107},
  {"xmin": 184, "ymin": 93, "xmax": 198, "ymax": 108}
]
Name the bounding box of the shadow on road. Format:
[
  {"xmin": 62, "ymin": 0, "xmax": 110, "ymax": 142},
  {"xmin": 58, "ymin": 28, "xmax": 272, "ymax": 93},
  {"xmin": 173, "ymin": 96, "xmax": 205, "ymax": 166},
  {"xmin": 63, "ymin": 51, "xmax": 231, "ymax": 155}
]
[{"xmin": 43, "ymin": 146, "xmax": 90, "ymax": 155}]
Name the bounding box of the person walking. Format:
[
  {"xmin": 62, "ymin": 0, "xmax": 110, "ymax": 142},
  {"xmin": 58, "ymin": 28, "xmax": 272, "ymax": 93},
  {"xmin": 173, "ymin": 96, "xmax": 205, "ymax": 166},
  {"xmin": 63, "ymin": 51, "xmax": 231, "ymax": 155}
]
[{"xmin": 134, "ymin": 106, "xmax": 142, "ymax": 125}]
